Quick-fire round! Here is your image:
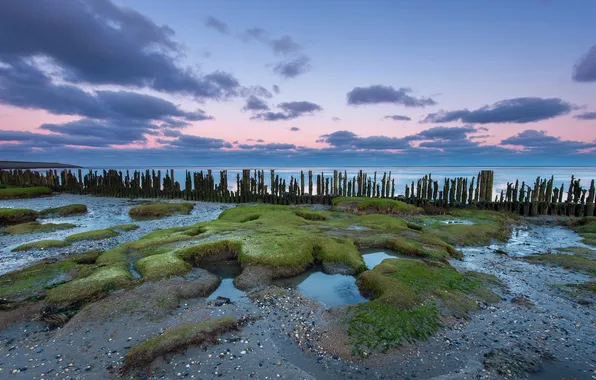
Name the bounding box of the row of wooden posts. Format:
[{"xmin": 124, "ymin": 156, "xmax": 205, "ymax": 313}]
[{"xmin": 1, "ymin": 168, "xmax": 594, "ymax": 217}]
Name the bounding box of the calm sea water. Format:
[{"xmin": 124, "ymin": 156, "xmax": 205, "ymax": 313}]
[{"xmin": 45, "ymin": 166, "xmax": 596, "ymax": 197}]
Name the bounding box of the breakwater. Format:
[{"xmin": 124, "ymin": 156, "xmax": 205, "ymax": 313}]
[{"xmin": 1, "ymin": 168, "xmax": 594, "ymax": 217}]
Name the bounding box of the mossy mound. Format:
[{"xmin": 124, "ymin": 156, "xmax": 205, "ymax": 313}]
[
  {"xmin": 2, "ymin": 222, "xmax": 76, "ymax": 235},
  {"xmin": 0, "ymin": 253, "xmax": 99, "ymax": 302},
  {"xmin": 568, "ymin": 281, "xmax": 596, "ymax": 293},
  {"xmin": 0, "ymin": 186, "xmax": 52, "ymax": 200},
  {"xmin": 333, "ymin": 197, "xmax": 423, "ymax": 215},
  {"xmin": 65, "ymin": 228, "xmax": 119, "ymax": 243},
  {"xmin": 0, "ymin": 208, "xmax": 39, "ymax": 225},
  {"xmin": 522, "ymin": 253, "xmax": 596, "ymax": 277},
  {"xmin": 568, "ymin": 217, "xmax": 596, "ymax": 246},
  {"xmin": 411, "ymin": 209, "xmax": 516, "ymax": 246},
  {"xmin": 110, "ymin": 224, "xmax": 140, "ymax": 232},
  {"xmin": 45, "ymin": 266, "xmax": 132, "ymax": 305},
  {"xmin": 135, "ymin": 252, "xmax": 191, "ymax": 281},
  {"xmin": 122, "ymin": 317, "xmax": 239, "ymax": 372},
  {"xmin": 349, "ymin": 258, "xmax": 498, "ymax": 355},
  {"xmin": 129, "ymin": 202, "xmax": 194, "ymax": 218},
  {"xmin": 40, "ymin": 204, "xmax": 87, "ymax": 217},
  {"xmin": 12, "ymin": 239, "xmax": 71, "ymax": 252}
]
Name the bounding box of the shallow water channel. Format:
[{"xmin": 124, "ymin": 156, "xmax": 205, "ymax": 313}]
[{"xmin": 201, "ymin": 260, "xmax": 247, "ymax": 301}]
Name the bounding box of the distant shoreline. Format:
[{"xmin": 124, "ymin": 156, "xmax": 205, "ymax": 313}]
[{"xmin": 0, "ymin": 161, "xmax": 81, "ymax": 169}]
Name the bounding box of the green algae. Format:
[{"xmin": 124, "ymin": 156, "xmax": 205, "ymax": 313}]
[
  {"xmin": 135, "ymin": 252, "xmax": 191, "ymax": 281},
  {"xmin": 333, "ymin": 197, "xmax": 423, "ymax": 215},
  {"xmin": 129, "ymin": 202, "xmax": 194, "ymax": 218},
  {"xmin": 12, "ymin": 240, "xmax": 71, "ymax": 252},
  {"xmin": 65, "ymin": 228, "xmax": 119, "ymax": 242},
  {"xmin": 411, "ymin": 209, "xmax": 516, "ymax": 246},
  {"xmin": 0, "ymin": 186, "xmax": 52, "ymax": 200},
  {"xmin": 349, "ymin": 258, "xmax": 498, "ymax": 355},
  {"xmin": 122, "ymin": 317, "xmax": 238, "ymax": 371},
  {"xmin": 522, "ymin": 253, "xmax": 596, "ymax": 277},
  {"xmin": 110, "ymin": 224, "xmax": 140, "ymax": 232},
  {"xmin": 2, "ymin": 222, "xmax": 76, "ymax": 235},
  {"xmin": 39, "ymin": 204, "xmax": 87, "ymax": 217},
  {"xmin": 0, "ymin": 208, "xmax": 38, "ymax": 225}
]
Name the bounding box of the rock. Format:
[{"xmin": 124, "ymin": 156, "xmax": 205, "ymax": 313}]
[
  {"xmin": 321, "ymin": 262, "xmax": 357, "ymax": 275},
  {"xmin": 483, "ymin": 343, "xmax": 555, "ymax": 377},
  {"xmin": 213, "ymin": 296, "xmax": 232, "ymax": 307},
  {"xmin": 511, "ymin": 295, "xmax": 534, "ymax": 307}
]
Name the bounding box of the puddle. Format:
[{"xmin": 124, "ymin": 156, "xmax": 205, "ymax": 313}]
[
  {"xmin": 361, "ymin": 248, "xmax": 408, "ymax": 269},
  {"xmin": 273, "ymin": 268, "xmax": 367, "ymax": 307},
  {"xmin": 201, "ymin": 260, "xmax": 247, "ymax": 301},
  {"xmin": 441, "ymin": 219, "xmax": 475, "ymax": 225},
  {"xmin": 489, "ymin": 225, "xmax": 589, "ymax": 257}
]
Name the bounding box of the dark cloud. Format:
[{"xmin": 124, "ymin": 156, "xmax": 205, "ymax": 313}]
[
  {"xmin": 240, "ymin": 85, "xmax": 273, "ymax": 99},
  {"xmin": 241, "ymin": 28, "xmax": 268, "ymax": 43},
  {"xmin": 167, "ymin": 134, "xmax": 233, "ymax": 149},
  {"xmin": 423, "ymin": 97, "xmax": 575, "ymax": 124},
  {"xmin": 243, "ymin": 96, "xmax": 270, "ymax": 111},
  {"xmin": 272, "ymin": 85, "xmax": 280, "ymax": 94},
  {"xmin": 0, "ymin": 126, "xmax": 143, "ymax": 148},
  {"xmin": 39, "ymin": 118, "xmax": 151, "ymax": 146},
  {"xmin": 270, "ymin": 36, "xmax": 302, "ymax": 55},
  {"xmin": 346, "ymin": 85, "xmax": 437, "ymax": 107},
  {"xmin": 574, "ymin": 111, "xmax": 596, "ymax": 120},
  {"xmin": 237, "ymin": 143, "xmax": 296, "ymax": 150},
  {"xmin": 383, "ymin": 115, "xmax": 411, "ymax": 121},
  {"xmin": 163, "ymin": 129, "xmax": 182, "ymax": 137},
  {"xmin": 251, "ymin": 101, "xmax": 322, "ymax": 121},
  {"xmin": 290, "ymin": 127, "xmax": 300, "ymax": 131},
  {"xmin": 500, "ymin": 130, "xmax": 596, "ymax": 151},
  {"xmin": 332, "ymin": 117, "xmax": 341, "ymax": 122},
  {"xmin": 0, "ymin": 0, "xmax": 240, "ymax": 99},
  {"xmin": 572, "ymin": 44, "xmax": 596, "ymax": 82},
  {"xmin": 273, "ymin": 56, "xmax": 312, "ymax": 78},
  {"xmin": 257, "ymin": 139, "xmax": 265, "ymax": 143},
  {"xmin": 318, "ymin": 130, "xmax": 410, "ymax": 150},
  {"xmin": 204, "ymin": 16, "xmax": 230, "ymax": 35},
  {"xmin": 413, "ymin": 126, "xmax": 478, "ymax": 141}
]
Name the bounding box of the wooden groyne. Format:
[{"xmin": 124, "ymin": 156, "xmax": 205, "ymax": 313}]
[{"xmin": 1, "ymin": 169, "xmax": 594, "ymax": 217}]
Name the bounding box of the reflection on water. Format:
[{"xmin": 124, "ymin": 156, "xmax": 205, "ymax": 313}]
[
  {"xmin": 274, "ymin": 269, "xmax": 367, "ymax": 307},
  {"xmin": 361, "ymin": 248, "xmax": 407, "ymax": 269},
  {"xmin": 201, "ymin": 260, "xmax": 247, "ymax": 301}
]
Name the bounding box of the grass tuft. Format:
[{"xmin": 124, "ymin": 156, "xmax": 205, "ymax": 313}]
[
  {"xmin": 0, "ymin": 186, "xmax": 52, "ymax": 200},
  {"xmin": 129, "ymin": 202, "xmax": 194, "ymax": 218},
  {"xmin": 39, "ymin": 204, "xmax": 87, "ymax": 217},
  {"xmin": 12, "ymin": 240, "xmax": 71, "ymax": 252},
  {"xmin": 522, "ymin": 253, "xmax": 596, "ymax": 277},
  {"xmin": 0, "ymin": 208, "xmax": 39, "ymax": 225},
  {"xmin": 65, "ymin": 228, "xmax": 119, "ymax": 243},
  {"xmin": 110, "ymin": 224, "xmax": 140, "ymax": 232},
  {"xmin": 2, "ymin": 222, "xmax": 76, "ymax": 235},
  {"xmin": 333, "ymin": 197, "xmax": 423, "ymax": 215},
  {"xmin": 122, "ymin": 317, "xmax": 239, "ymax": 372}
]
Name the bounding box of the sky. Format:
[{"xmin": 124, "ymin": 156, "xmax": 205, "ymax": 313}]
[{"xmin": 0, "ymin": 0, "xmax": 595, "ymax": 167}]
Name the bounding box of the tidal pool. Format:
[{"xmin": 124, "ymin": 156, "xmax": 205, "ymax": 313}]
[
  {"xmin": 273, "ymin": 268, "xmax": 367, "ymax": 307},
  {"xmin": 361, "ymin": 248, "xmax": 407, "ymax": 269},
  {"xmin": 201, "ymin": 260, "xmax": 247, "ymax": 301}
]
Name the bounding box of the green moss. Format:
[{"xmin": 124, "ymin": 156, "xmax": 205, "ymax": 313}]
[
  {"xmin": 412, "ymin": 209, "xmax": 515, "ymax": 246},
  {"xmin": 566, "ymin": 217, "xmax": 596, "ymax": 246},
  {"xmin": 135, "ymin": 252, "xmax": 191, "ymax": 281},
  {"xmin": 129, "ymin": 202, "xmax": 194, "ymax": 218},
  {"xmin": 568, "ymin": 281, "xmax": 596, "ymax": 293},
  {"xmin": 39, "ymin": 204, "xmax": 87, "ymax": 217},
  {"xmin": 65, "ymin": 228, "xmax": 119, "ymax": 243},
  {"xmin": 350, "ymin": 258, "xmax": 497, "ymax": 354},
  {"xmin": 2, "ymin": 222, "xmax": 76, "ymax": 234},
  {"xmin": 293, "ymin": 209, "xmax": 328, "ymax": 221},
  {"xmin": 0, "ymin": 208, "xmax": 38, "ymax": 225},
  {"xmin": 333, "ymin": 197, "xmax": 423, "ymax": 215},
  {"xmin": 313, "ymin": 236, "xmax": 366, "ymax": 272},
  {"xmin": 178, "ymin": 240, "xmax": 242, "ymax": 265},
  {"xmin": 123, "ymin": 317, "xmax": 238, "ymax": 371},
  {"xmin": 45, "ymin": 266, "xmax": 132, "ymax": 305},
  {"xmin": 522, "ymin": 253, "xmax": 596, "ymax": 277},
  {"xmin": 0, "ymin": 186, "xmax": 52, "ymax": 200},
  {"xmin": 110, "ymin": 223, "xmax": 140, "ymax": 232},
  {"xmin": 12, "ymin": 239, "xmax": 71, "ymax": 252},
  {"xmin": 0, "ymin": 259, "xmax": 78, "ymax": 300}
]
